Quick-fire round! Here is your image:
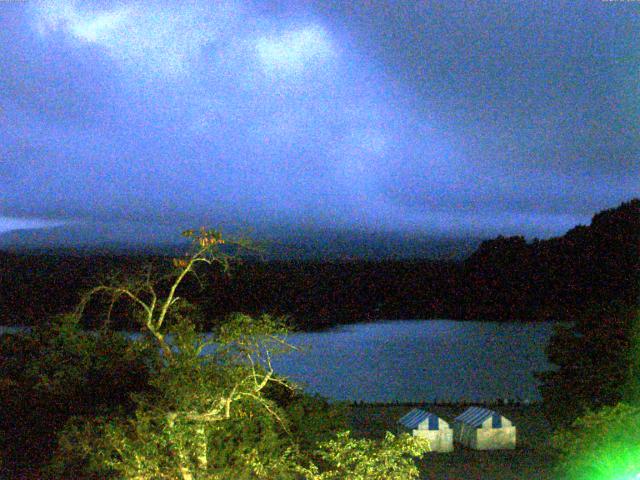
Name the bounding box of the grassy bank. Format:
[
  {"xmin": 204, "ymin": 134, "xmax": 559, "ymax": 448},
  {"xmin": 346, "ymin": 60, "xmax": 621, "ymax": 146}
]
[{"xmin": 349, "ymin": 403, "xmax": 556, "ymax": 480}]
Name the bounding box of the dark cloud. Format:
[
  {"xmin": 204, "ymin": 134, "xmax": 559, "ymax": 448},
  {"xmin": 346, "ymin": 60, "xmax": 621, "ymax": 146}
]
[{"xmin": 0, "ymin": 0, "xmax": 637, "ymax": 240}]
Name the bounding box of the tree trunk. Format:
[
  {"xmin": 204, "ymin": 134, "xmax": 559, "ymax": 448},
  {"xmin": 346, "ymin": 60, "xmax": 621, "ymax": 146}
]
[{"xmin": 195, "ymin": 424, "xmax": 208, "ymax": 470}]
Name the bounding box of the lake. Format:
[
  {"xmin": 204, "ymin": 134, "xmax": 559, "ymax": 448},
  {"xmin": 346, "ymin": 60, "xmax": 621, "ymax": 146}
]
[
  {"xmin": 267, "ymin": 320, "xmax": 557, "ymax": 403},
  {"xmin": 1, "ymin": 319, "xmax": 558, "ymax": 403}
]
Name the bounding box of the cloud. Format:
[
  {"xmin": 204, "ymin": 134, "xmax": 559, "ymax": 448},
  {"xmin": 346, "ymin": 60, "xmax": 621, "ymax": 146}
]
[
  {"xmin": 0, "ymin": 217, "xmax": 69, "ymax": 234},
  {"xmin": 32, "ymin": 0, "xmax": 240, "ymax": 77},
  {"xmin": 255, "ymin": 25, "xmax": 336, "ymax": 76},
  {"xmin": 66, "ymin": 8, "xmax": 131, "ymax": 43},
  {"xmin": 33, "ymin": 1, "xmax": 130, "ymax": 43}
]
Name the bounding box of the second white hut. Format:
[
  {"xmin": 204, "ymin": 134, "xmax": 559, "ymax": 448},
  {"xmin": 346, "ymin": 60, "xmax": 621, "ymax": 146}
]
[
  {"xmin": 453, "ymin": 407, "xmax": 516, "ymax": 450},
  {"xmin": 398, "ymin": 408, "xmax": 453, "ymax": 452}
]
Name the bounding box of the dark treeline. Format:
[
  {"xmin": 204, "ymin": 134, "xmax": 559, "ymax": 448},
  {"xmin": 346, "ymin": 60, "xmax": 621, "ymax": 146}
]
[
  {"xmin": 456, "ymin": 198, "xmax": 639, "ymax": 322},
  {"xmin": 0, "ymin": 199, "xmax": 637, "ymax": 330}
]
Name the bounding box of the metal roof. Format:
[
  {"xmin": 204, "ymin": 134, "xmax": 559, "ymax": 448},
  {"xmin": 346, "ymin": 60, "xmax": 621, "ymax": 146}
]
[
  {"xmin": 454, "ymin": 407, "xmax": 505, "ymax": 428},
  {"xmin": 398, "ymin": 409, "xmax": 441, "ymax": 430}
]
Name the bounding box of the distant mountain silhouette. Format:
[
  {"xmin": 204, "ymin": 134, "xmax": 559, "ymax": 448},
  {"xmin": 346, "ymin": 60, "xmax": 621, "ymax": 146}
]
[{"xmin": 0, "ymin": 222, "xmax": 480, "ymax": 261}]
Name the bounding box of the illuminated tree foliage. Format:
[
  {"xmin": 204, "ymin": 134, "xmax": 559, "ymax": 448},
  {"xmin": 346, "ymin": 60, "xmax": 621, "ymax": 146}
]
[{"xmin": 296, "ymin": 431, "xmax": 429, "ymax": 480}]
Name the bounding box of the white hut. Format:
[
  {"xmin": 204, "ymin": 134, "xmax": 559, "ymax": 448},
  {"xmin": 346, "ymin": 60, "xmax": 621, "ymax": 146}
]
[
  {"xmin": 398, "ymin": 408, "xmax": 453, "ymax": 452},
  {"xmin": 453, "ymin": 407, "xmax": 516, "ymax": 450}
]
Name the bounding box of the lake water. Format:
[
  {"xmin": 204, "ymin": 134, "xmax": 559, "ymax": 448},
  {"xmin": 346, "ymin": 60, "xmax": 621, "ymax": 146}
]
[
  {"xmin": 267, "ymin": 320, "xmax": 557, "ymax": 403},
  {"xmin": 1, "ymin": 320, "xmax": 557, "ymax": 403}
]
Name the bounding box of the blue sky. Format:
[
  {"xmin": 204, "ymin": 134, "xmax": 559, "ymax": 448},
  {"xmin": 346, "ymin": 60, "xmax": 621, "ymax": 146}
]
[{"xmin": 0, "ymin": 1, "xmax": 638, "ymax": 243}]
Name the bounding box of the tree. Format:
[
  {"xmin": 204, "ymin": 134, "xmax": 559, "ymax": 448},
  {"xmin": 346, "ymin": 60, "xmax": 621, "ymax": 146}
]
[
  {"xmin": 52, "ymin": 314, "xmax": 301, "ymax": 479},
  {"xmin": 48, "ymin": 228, "xmax": 430, "ymax": 479},
  {"xmin": 74, "ymin": 227, "xmax": 253, "ymax": 358}
]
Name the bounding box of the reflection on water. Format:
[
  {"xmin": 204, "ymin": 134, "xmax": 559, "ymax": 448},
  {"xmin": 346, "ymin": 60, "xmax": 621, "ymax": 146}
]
[{"xmin": 268, "ymin": 320, "xmax": 556, "ymax": 403}]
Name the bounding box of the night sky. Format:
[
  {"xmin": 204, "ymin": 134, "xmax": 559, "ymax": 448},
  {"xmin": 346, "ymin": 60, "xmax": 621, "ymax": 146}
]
[{"xmin": 1, "ymin": 1, "xmax": 638, "ymax": 247}]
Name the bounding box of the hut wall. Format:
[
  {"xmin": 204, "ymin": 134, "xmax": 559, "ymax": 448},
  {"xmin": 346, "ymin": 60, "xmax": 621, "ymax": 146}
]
[
  {"xmin": 453, "ymin": 423, "xmax": 516, "ymax": 450},
  {"xmin": 475, "ymin": 426, "xmax": 516, "ymax": 450},
  {"xmin": 412, "ymin": 427, "xmax": 454, "ymax": 453},
  {"xmin": 453, "ymin": 423, "xmax": 476, "ymax": 448}
]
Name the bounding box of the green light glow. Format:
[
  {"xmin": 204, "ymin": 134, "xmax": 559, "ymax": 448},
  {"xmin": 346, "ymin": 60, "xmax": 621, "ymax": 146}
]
[
  {"xmin": 554, "ymin": 401, "xmax": 640, "ymax": 480},
  {"xmin": 588, "ymin": 437, "xmax": 640, "ymax": 479},
  {"xmin": 616, "ymin": 473, "xmax": 640, "ymax": 480}
]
